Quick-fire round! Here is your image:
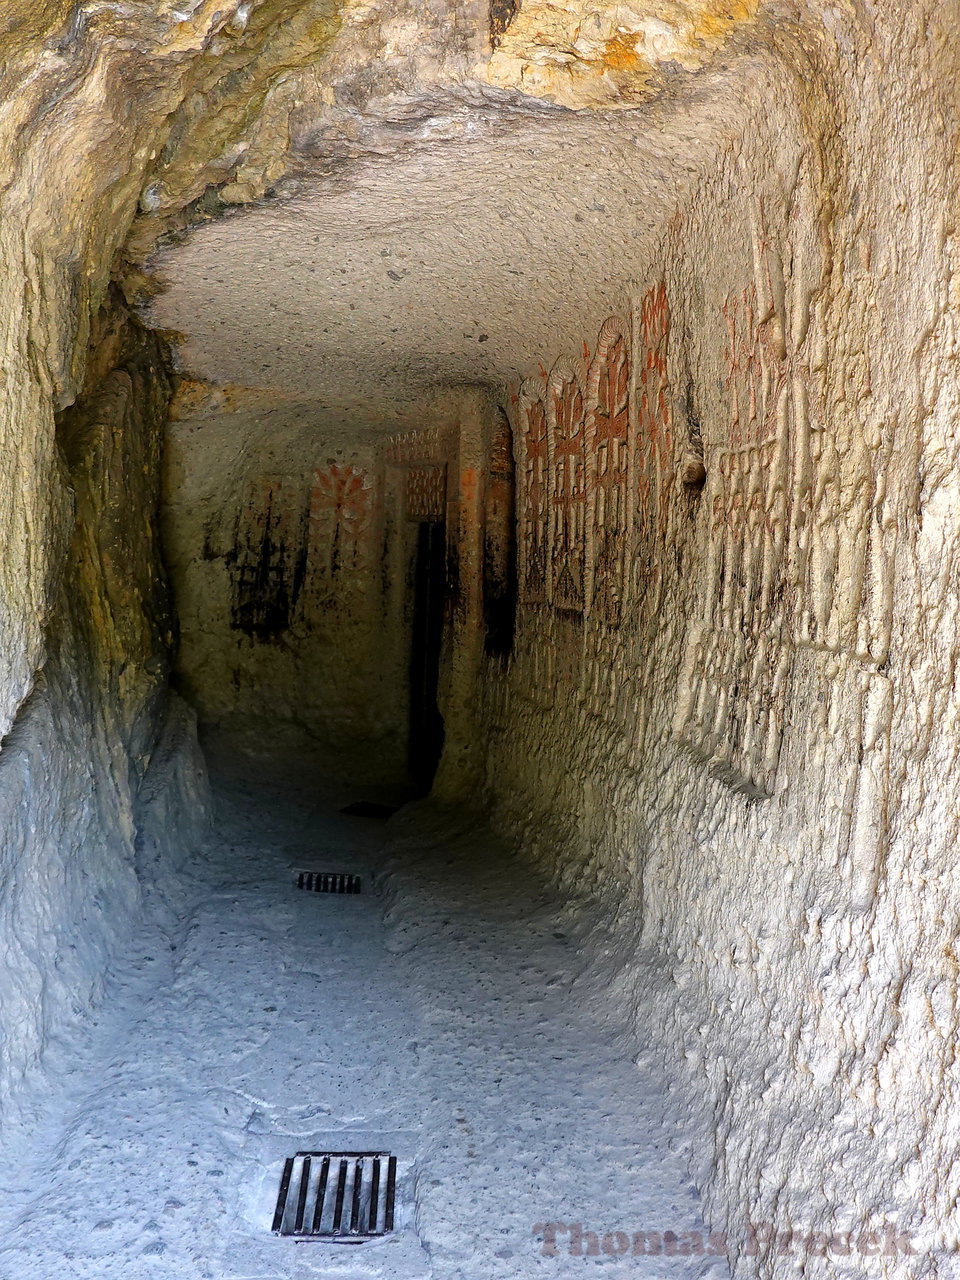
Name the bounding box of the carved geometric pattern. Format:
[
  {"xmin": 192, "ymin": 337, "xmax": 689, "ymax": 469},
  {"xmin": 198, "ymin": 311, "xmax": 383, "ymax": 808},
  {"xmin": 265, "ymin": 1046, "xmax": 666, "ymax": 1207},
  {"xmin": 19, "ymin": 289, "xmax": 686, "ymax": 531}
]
[
  {"xmin": 404, "ymin": 465, "xmax": 447, "ymax": 522},
  {"xmin": 385, "ymin": 425, "xmax": 454, "ymax": 466}
]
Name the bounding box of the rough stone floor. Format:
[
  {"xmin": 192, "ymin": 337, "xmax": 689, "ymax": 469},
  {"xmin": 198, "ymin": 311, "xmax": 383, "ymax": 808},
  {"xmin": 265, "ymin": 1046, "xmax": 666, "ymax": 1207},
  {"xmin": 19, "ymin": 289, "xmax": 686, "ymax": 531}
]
[{"xmin": 0, "ymin": 746, "xmax": 728, "ymax": 1279}]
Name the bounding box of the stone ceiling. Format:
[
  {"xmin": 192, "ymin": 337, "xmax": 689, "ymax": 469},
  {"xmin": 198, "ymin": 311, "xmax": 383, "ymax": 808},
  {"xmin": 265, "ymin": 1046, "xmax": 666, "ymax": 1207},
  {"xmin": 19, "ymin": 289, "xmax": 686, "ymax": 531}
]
[
  {"xmin": 147, "ymin": 0, "xmax": 772, "ymax": 432},
  {"xmin": 151, "ymin": 78, "xmax": 748, "ymax": 429}
]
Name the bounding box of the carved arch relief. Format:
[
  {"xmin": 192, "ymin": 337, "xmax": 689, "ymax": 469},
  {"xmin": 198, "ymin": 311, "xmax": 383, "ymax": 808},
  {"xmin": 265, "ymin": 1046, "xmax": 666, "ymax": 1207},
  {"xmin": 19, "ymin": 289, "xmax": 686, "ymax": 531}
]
[
  {"xmin": 514, "ymin": 308, "xmax": 652, "ymax": 624},
  {"xmin": 513, "ymin": 301, "xmax": 673, "ymax": 724}
]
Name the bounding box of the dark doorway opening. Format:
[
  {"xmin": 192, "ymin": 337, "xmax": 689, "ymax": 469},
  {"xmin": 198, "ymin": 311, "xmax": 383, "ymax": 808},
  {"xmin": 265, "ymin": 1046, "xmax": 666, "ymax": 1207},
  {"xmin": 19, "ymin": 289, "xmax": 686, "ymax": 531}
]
[{"xmin": 408, "ymin": 520, "xmax": 446, "ymax": 793}]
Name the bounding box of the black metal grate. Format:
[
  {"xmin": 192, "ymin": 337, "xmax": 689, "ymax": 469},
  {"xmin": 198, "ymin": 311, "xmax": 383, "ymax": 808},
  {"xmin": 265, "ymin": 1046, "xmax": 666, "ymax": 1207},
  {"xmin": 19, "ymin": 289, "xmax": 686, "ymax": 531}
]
[
  {"xmin": 295, "ymin": 870, "xmax": 362, "ymax": 894},
  {"xmin": 271, "ymin": 1152, "xmax": 397, "ymax": 1241}
]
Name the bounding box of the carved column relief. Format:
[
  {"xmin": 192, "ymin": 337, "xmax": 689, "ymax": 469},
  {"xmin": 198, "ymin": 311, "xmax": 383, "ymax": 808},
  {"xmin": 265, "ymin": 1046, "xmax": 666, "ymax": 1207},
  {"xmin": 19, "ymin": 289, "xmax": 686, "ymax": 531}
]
[
  {"xmin": 786, "ymin": 305, "xmax": 895, "ymax": 900},
  {"xmin": 484, "ymin": 412, "xmax": 516, "ymax": 655},
  {"xmin": 792, "ymin": 398, "xmax": 893, "ymax": 667},
  {"xmin": 669, "ymin": 201, "xmax": 898, "ymax": 810},
  {"xmin": 581, "ymin": 319, "xmax": 632, "ymax": 724},
  {"xmin": 512, "ymin": 311, "xmax": 652, "ymax": 719},
  {"xmin": 515, "ymin": 317, "xmax": 640, "ymax": 629}
]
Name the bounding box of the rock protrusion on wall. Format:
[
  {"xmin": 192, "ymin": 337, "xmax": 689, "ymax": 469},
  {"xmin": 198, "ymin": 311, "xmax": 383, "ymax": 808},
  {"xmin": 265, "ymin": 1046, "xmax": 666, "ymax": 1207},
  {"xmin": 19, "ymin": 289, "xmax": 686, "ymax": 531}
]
[{"xmin": 0, "ymin": 297, "xmax": 210, "ymax": 1116}]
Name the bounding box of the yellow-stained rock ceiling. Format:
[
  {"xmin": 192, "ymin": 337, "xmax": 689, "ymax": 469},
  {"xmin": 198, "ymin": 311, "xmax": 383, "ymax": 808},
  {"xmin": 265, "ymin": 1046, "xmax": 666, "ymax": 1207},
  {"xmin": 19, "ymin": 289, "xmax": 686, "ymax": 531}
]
[{"xmin": 481, "ymin": 0, "xmax": 761, "ymax": 107}]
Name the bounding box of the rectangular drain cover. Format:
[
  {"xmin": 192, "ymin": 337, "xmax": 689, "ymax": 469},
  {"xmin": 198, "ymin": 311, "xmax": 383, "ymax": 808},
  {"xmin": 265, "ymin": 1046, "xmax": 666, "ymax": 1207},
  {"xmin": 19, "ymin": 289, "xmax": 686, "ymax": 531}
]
[
  {"xmin": 295, "ymin": 870, "xmax": 361, "ymax": 894},
  {"xmin": 272, "ymin": 1151, "xmax": 397, "ymax": 1241}
]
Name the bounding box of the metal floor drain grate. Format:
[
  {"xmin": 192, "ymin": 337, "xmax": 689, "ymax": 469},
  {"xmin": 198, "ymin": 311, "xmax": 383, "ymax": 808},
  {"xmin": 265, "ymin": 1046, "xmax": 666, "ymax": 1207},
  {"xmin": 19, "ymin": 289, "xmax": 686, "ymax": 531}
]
[
  {"xmin": 340, "ymin": 801, "xmax": 399, "ymax": 820},
  {"xmin": 272, "ymin": 1151, "xmax": 397, "ymax": 1241},
  {"xmin": 295, "ymin": 870, "xmax": 362, "ymax": 894}
]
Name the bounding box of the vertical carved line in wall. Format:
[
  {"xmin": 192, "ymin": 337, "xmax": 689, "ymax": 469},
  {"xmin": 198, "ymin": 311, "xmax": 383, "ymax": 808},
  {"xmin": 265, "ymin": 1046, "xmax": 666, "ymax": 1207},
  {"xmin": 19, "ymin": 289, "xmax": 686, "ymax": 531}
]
[
  {"xmin": 517, "ymin": 380, "xmax": 549, "ymax": 606},
  {"xmin": 791, "ymin": 384, "xmax": 894, "ymax": 667},
  {"xmin": 511, "ymin": 385, "xmax": 554, "ymax": 709},
  {"xmin": 633, "ymin": 282, "xmax": 673, "ymax": 616},
  {"xmin": 783, "ymin": 254, "xmax": 895, "ymax": 905},
  {"xmin": 547, "ymin": 359, "xmax": 586, "ymax": 614}
]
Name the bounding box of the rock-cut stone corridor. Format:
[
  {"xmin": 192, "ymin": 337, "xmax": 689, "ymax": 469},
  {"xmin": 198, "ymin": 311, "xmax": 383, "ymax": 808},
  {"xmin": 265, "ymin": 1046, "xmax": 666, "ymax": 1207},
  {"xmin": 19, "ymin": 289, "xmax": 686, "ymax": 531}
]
[{"xmin": 1, "ymin": 2, "xmax": 959, "ymax": 1277}]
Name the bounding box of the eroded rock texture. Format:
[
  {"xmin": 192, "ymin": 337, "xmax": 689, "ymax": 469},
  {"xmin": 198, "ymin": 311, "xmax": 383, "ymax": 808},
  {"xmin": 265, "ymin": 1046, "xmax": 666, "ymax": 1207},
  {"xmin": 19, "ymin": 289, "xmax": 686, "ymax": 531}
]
[
  {"xmin": 0, "ymin": 0, "xmax": 339, "ymax": 1110},
  {"xmin": 0, "ymin": 300, "xmax": 208, "ymax": 1111},
  {"xmin": 481, "ymin": 0, "xmax": 762, "ymax": 106}
]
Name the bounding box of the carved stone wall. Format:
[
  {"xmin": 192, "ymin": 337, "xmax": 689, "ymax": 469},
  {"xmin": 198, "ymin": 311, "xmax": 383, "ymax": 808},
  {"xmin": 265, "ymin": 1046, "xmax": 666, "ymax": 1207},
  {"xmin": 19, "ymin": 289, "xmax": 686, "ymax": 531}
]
[
  {"xmin": 674, "ymin": 275, "xmax": 794, "ymax": 798},
  {"xmin": 166, "ymin": 394, "xmax": 480, "ymax": 785},
  {"xmin": 480, "ymin": 14, "xmax": 959, "ymax": 1273}
]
